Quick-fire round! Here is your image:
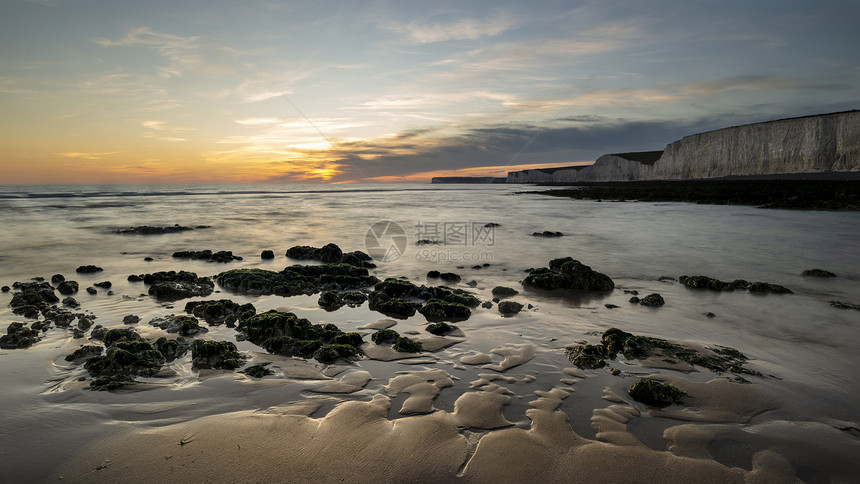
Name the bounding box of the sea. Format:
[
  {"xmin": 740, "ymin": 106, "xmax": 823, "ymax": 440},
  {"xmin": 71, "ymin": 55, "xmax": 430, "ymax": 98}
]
[{"xmin": 1, "ymin": 183, "xmax": 859, "ymax": 481}]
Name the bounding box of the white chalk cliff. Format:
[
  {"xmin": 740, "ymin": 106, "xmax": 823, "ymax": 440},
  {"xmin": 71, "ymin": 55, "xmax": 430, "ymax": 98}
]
[{"xmin": 508, "ymin": 111, "xmax": 860, "ymax": 183}]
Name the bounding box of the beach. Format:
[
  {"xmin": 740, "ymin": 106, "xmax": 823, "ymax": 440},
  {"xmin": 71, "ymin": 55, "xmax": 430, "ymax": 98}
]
[{"xmin": 1, "ymin": 184, "xmax": 859, "ymax": 483}]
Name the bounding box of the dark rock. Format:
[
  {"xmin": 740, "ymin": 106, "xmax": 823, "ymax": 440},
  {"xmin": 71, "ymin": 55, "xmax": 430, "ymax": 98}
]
[
  {"xmin": 318, "ymin": 291, "xmax": 345, "ymax": 311},
  {"xmin": 1, "ymin": 286, "xmax": 9, "ymax": 293},
  {"xmin": 830, "ymin": 300, "xmax": 860, "ymax": 311},
  {"xmin": 90, "ymin": 325, "xmax": 107, "ymax": 341},
  {"xmin": 704, "ymin": 312, "xmax": 716, "ymax": 318},
  {"xmin": 415, "ymin": 239, "xmax": 442, "ymax": 245},
  {"xmin": 144, "ymin": 257, "xmax": 154, "ymax": 262},
  {"xmin": 532, "ymin": 231, "xmax": 564, "ymax": 237},
  {"xmin": 216, "ymin": 265, "xmax": 377, "ymax": 297},
  {"xmin": 84, "ymin": 330, "xmax": 168, "ymax": 389},
  {"xmin": 318, "ymin": 243, "xmax": 343, "ymax": 263},
  {"xmin": 285, "ymin": 244, "xmax": 374, "ymax": 268},
  {"xmin": 9, "ymin": 281, "xmax": 59, "ymax": 317},
  {"xmin": 427, "ymin": 270, "xmax": 441, "ymax": 278},
  {"xmin": 747, "ymin": 282, "xmax": 792, "ymax": 295},
  {"xmin": 418, "ymin": 299, "xmax": 471, "ymax": 322},
  {"xmin": 639, "ymin": 293, "xmax": 665, "ymax": 307},
  {"xmin": 115, "ymin": 224, "xmax": 198, "ymax": 235},
  {"xmin": 128, "ymin": 274, "xmax": 145, "ymax": 282},
  {"xmin": 802, "ymin": 269, "xmax": 837, "ymax": 277},
  {"xmin": 609, "ymin": 368, "xmax": 621, "ymax": 376},
  {"xmin": 393, "ymin": 337, "xmax": 423, "ymax": 353},
  {"xmin": 628, "ymin": 379, "xmax": 686, "ymax": 407},
  {"xmin": 340, "ymin": 292, "xmax": 368, "ymax": 307},
  {"xmin": 629, "ymin": 296, "xmax": 640, "ymax": 303},
  {"xmin": 94, "ymin": 281, "xmax": 112, "ymax": 289},
  {"xmin": 438, "ymin": 272, "xmax": 461, "ymax": 283},
  {"xmin": 491, "ymin": 286, "xmax": 519, "ymax": 298},
  {"xmin": 86, "ymin": 287, "xmax": 97, "ymax": 295},
  {"xmin": 368, "ymin": 292, "xmax": 418, "ymax": 319},
  {"xmin": 371, "ymin": 329, "xmax": 401, "ymax": 344},
  {"xmin": 261, "ymin": 250, "xmax": 275, "ymax": 259},
  {"xmin": 484, "ymin": 223, "xmax": 500, "ymax": 227},
  {"xmin": 172, "ymin": 250, "xmax": 242, "ymax": 263},
  {"xmin": 236, "ymin": 310, "xmax": 362, "ymax": 363},
  {"xmin": 30, "ymin": 320, "xmax": 51, "ymax": 332},
  {"xmin": 312, "ymin": 344, "xmax": 359, "ymax": 364},
  {"xmin": 623, "ymin": 289, "xmax": 639, "ymax": 295},
  {"xmin": 77, "ymin": 316, "xmax": 94, "ymax": 331},
  {"xmin": 146, "ymin": 272, "xmax": 215, "ymax": 301},
  {"xmin": 605, "ymin": 304, "xmax": 620, "ymax": 309},
  {"xmin": 190, "ymin": 340, "xmax": 244, "ymax": 370},
  {"xmin": 0, "ymin": 322, "xmax": 42, "ymax": 349},
  {"xmin": 65, "ymin": 344, "xmax": 103, "ymax": 362},
  {"xmin": 184, "ymin": 299, "xmax": 255, "ymax": 325},
  {"xmin": 481, "ymin": 301, "xmax": 493, "ymax": 309},
  {"xmin": 76, "ymin": 265, "xmax": 103, "ymax": 273},
  {"xmin": 658, "ymin": 276, "xmax": 676, "ymax": 283},
  {"xmin": 123, "ymin": 315, "xmax": 141, "ymax": 325},
  {"xmin": 498, "ymin": 301, "xmax": 524, "ymax": 315},
  {"xmin": 72, "ymin": 329, "xmax": 86, "ymax": 339},
  {"xmin": 467, "ymin": 280, "xmax": 478, "ymax": 287},
  {"xmin": 51, "ymin": 274, "xmax": 65, "ymax": 284},
  {"xmin": 426, "ymin": 322, "xmax": 458, "ymax": 336},
  {"xmin": 244, "ymin": 364, "xmax": 273, "ymax": 378},
  {"xmin": 523, "ymin": 258, "xmax": 614, "ymax": 292},
  {"xmin": 150, "ymin": 315, "xmax": 206, "ymax": 336},
  {"xmin": 565, "ymin": 344, "xmax": 607, "ymax": 369},
  {"xmin": 57, "ymin": 280, "xmax": 79, "ymax": 295},
  {"xmin": 154, "ymin": 337, "xmax": 186, "ymax": 361}
]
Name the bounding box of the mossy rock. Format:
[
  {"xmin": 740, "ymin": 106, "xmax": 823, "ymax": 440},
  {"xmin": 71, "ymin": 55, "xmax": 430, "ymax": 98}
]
[
  {"xmin": 426, "ymin": 322, "xmax": 458, "ymax": 336},
  {"xmin": 638, "ymin": 293, "xmax": 665, "ymax": 307},
  {"xmin": 491, "ymin": 286, "xmax": 519, "ymax": 298},
  {"xmin": 747, "ymin": 282, "xmax": 792, "ymax": 295},
  {"xmin": 154, "ymin": 337, "xmax": 186, "ymax": 361},
  {"xmin": 190, "ymin": 340, "xmax": 244, "ymax": 369},
  {"xmin": 185, "ymin": 299, "xmax": 255, "ymax": 325},
  {"xmin": 65, "ymin": 344, "xmax": 103, "ymax": 362},
  {"xmin": 0, "ymin": 322, "xmax": 42, "ymax": 349},
  {"xmin": 244, "ymin": 364, "xmax": 273, "ymax": 378},
  {"xmin": 498, "ymin": 301, "xmax": 524, "ymax": 315},
  {"xmin": 103, "ymin": 328, "xmax": 142, "ymax": 347},
  {"xmin": 418, "ymin": 299, "xmax": 471, "ymax": 322},
  {"xmin": 318, "ymin": 291, "xmax": 345, "ymax": 311},
  {"xmin": 393, "ymin": 337, "xmax": 423, "ymax": 353},
  {"xmin": 57, "ymin": 280, "xmax": 79, "ymax": 295},
  {"xmin": 565, "ymin": 344, "xmax": 607, "ymax": 369},
  {"xmin": 802, "ymin": 269, "xmax": 836, "ymax": 277},
  {"xmin": 367, "ymin": 292, "xmax": 418, "ymax": 319},
  {"xmin": 371, "ymin": 329, "xmax": 401, "ymax": 344},
  {"xmin": 313, "ymin": 344, "xmax": 359, "ymax": 364},
  {"xmin": 627, "ymin": 379, "xmax": 686, "ymax": 407}
]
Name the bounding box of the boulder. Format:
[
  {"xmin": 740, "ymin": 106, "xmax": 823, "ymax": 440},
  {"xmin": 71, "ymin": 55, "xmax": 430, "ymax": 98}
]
[
  {"xmin": 0, "ymin": 322, "xmax": 41, "ymax": 349},
  {"xmin": 638, "ymin": 293, "xmax": 665, "ymax": 307},
  {"xmin": 628, "ymin": 379, "xmax": 686, "ymax": 407},
  {"xmin": 76, "ymin": 265, "xmax": 103, "ymax": 273},
  {"xmin": 802, "ymin": 269, "xmax": 836, "ymax": 277},
  {"xmin": 190, "ymin": 340, "xmax": 244, "ymax": 369},
  {"xmin": 498, "ymin": 301, "xmax": 524, "ymax": 315}
]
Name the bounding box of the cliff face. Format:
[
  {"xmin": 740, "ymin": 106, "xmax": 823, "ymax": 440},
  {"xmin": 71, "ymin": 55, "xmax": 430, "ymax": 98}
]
[{"xmin": 525, "ymin": 111, "xmax": 860, "ymax": 183}]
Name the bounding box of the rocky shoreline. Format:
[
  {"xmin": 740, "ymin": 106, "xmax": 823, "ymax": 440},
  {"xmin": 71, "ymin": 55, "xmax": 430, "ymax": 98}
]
[{"xmin": 531, "ymin": 178, "xmax": 860, "ymax": 210}]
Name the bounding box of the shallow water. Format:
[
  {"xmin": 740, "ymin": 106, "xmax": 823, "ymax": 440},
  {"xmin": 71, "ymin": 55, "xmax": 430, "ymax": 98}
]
[{"xmin": 1, "ymin": 183, "xmax": 859, "ymax": 482}]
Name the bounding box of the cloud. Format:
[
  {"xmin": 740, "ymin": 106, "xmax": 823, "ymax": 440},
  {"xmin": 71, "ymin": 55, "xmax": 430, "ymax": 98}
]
[
  {"xmin": 56, "ymin": 151, "xmax": 118, "ymax": 160},
  {"xmin": 384, "ymin": 12, "xmax": 517, "ymax": 44}
]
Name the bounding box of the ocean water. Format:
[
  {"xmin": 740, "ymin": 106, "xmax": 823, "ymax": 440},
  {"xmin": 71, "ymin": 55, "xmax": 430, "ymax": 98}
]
[{"xmin": 1, "ymin": 184, "xmax": 859, "ymax": 481}]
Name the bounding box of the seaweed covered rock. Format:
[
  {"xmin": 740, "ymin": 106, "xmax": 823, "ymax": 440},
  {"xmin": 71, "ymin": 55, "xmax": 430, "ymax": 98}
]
[
  {"xmin": 498, "ymin": 301, "xmax": 524, "ymax": 315},
  {"xmin": 313, "ymin": 344, "xmax": 360, "ymax": 364},
  {"xmin": 679, "ymin": 275, "xmax": 790, "ymax": 294},
  {"xmin": 491, "ymin": 286, "xmax": 519, "ymax": 298},
  {"xmin": 143, "ymin": 271, "xmax": 214, "ymax": 301},
  {"xmin": 172, "ymin": 250, "xmax": 242, "ymax": 263},
  {"xmin": 51, "ymin": 274, "xmax": 65, "ymax": 284},
  {"xmin": 748, "ymin": 282, "xmax": 793, "ymax": 295},
  {"xmin": 628, "ymin": 379, "xmax": 686, "ymax": 407},
  {"xmin": 244, "ymin": 364, "xmax": 273, "ymax": 378},
  {"xmin": 236, "ymin": 310, "xmax": 363, "ymax": 362},
  {"xmin": 427, "ymin": 271, "xmax": 461, "ymax": 283},
  {"xmin": 523, "ymin": 257, "xmax": 614, "ymax": 292},
  {"xmin": 76, "ymin": 265, "xmax": 103, "ymax": 273},
  {"xmin": 318, "ymin": 291, "xmax": 345, "ymax": 311},
  {"xmin": 84, "ymin": 331, "xmax": 169, "ymax": 389},
  {"xmin": 368, "ymin": 291, "xmax": 419, "ymax": 319},
  {"xmin": 9, "ymin": 281, "xmax": 59, "ymax": 317},
  {"xmin": 115, "ymin": 224, "xmax": 198, "ymax": 235},
  {"xmin": 57, "ymin": 280, "xmax": 79, "ymax": 295},
  {"xmin": 426, "ymin": 322, "xmax": 458, "ymax": 336},
  {"xmin": 261, "ymin": 250, "xmax": 275, "ymax": 259},
  {"xmin": 802, "ymin": 269, "xmax": 837, "ymax": 277},
  {"xmin": 0, "ymin": 322, "xmax": 42, "ymax": 349},
  {"xmin": 286, "ymin": 243, "xmax": 375, "ymax": 268},
  {"xmin": 370, "ymin": 328, "xmax": 422, "ymax": 352},
  {"xmin": 153, "ymin": 337, "xmax": 186, "ymax": 361},
  {"xmin": 184, "ymin": 299, "xmax": 255, "ymax": 325},
  {"xmin": 340, "ymin": 291, "xmax": 368, "ymax": 307},
  {"xmin": 216, "ymin": 265, "xmax": 378, "ymax": 297},
  {"xmin": 65, "ymin": 344, "xmax": 103, "ymax": 362},
  {"xmin": 190, "ymin": 340, "xmax": 244, "ymax": 369},
  {"xmin": 565, "ymin": 344, "xmax": 608, "ymax": 369},
  {"xmin": 418, "ymin": 299, "xmax": 471, "ymax": 322},
  {"xmin": 638, "ymin": 293, "xmax": 665, "ymax": 307},
  {"xmin": 149, "ymin": 315, "xmax": 207, "ymax": 336}
]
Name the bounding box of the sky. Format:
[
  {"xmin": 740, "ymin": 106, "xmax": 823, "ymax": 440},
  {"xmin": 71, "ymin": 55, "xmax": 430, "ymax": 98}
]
[{"xmin": 1, "ymin": 0, "xmax": 858, "ymax": 184}]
